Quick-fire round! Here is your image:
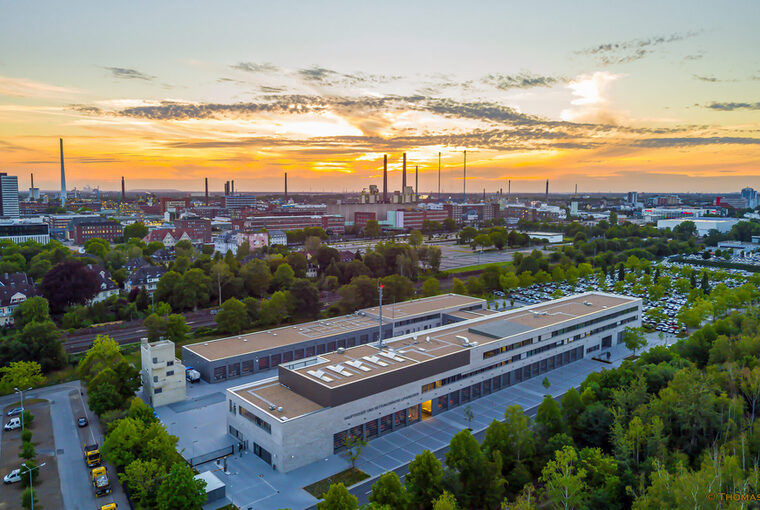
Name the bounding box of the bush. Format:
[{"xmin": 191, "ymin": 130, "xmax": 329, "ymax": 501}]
[
  {"xmin": 21, "ymin": 487, "xmax": 37, "ymax": 509},
  {"xmin": 20, "ymin": 461, "xmax": 39, "ymax": 488},
  {"xmin": 21, "ymin": 410, "xmax": 34, "ymax": 428},
  {"xmin": 20, "ymin": 429, "xmax": 32, "ymax": 442},
  {"xmin": 19, "ymin": 441, "xmax": 36, "ymax": 460}
]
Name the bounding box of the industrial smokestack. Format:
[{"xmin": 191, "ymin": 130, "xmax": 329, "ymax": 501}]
[
  {"xmin": 483, "ymin": 188, "xmax": 486, "ymax": 202},
  {"xmin": 284, "ymin": 172, "xmax": 288, "ymax": 201},
  {"xmin": 545, "ymin": 179, "xmax": 549, "ymax": 201},
  {"xmin": 205, "ymin": 178, "xmax": 209, "ymax": 205},
  {"xmin": 574, "ymin": 183, "xmax": 578, "ymax": 197},
  {"xmin": 508, "ymin": 179, "xmax": 511, "ymax": 197},
  {"xmin": 462, "ymin": 150, "xmax": 467, "ymax": 203},
  {"xmin": 415, "ymin": 165, "xmax": 418, "ymax": 202},
  {"xmin": 59, "ymin": 138, "xmax": 67, "ymax": 207},
  {"xmin": 383, "ymin": 155, "xmax": 388, "ymax": 203},
  {"xmin": 438, "ymin": 152, "xmax": 441, "ymax": 201},
  {"xmin": 121, "ymin": 176, "xmax": 125, "ymax": 202},
  {"xmin": 402, "ymin": 153, "xmax": 407, "ymax": 194},
  {"xmin": 231, "ymin": 180, "xmax": 234, "ymax": 195}
]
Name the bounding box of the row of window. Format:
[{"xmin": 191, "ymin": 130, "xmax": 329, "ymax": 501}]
[
  {"xmin": 483, "ymin": 338, "xmax": 533, "ymax": 359},
  {"xmin": 396, "ymin": 313, "xmax": 440, "ymax": 327},
  {"xmin": 551, "ymin": 306, "xmax": 639, "ymax": 337},
  {"xmin": 239, "ymin": 406, "xmax": 272, "ymax": 434},
  {"xmin": 333, "ymin": 404, "xmax": 422, "ymax": 452}
]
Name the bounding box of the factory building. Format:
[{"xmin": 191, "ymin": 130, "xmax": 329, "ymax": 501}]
[{"xmin": 225, "ymin": 292, "xmax": 641, "ymax": 472}]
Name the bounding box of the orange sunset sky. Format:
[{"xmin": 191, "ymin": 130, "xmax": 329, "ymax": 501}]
[{"xmin": 1, "ymin": 1, "xmax": 758, "ymax": 194}]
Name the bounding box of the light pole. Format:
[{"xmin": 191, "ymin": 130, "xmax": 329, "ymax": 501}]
[
  {"xmin": 14, "ymin": 387, "xmax": 32, "ymax": 432},
  {"xmin": 24, "ymin": 461, "xmax": 45, "ymax": 510}
]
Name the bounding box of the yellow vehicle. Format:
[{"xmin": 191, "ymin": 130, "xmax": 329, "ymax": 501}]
[
  {"xmin": 91, "ymin": 466, "xmax": 111, "ymax": 497},
  {"xmin": 99, "ymin": 505, "xmax": 117, "ymax": 510},
  {"xmin": 84, "ymin": 443, "xmax": 101, "ymax": 467}
]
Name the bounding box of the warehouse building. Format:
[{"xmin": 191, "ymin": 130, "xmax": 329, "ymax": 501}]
[
  {"xmin": 225, "ymin": 292, "xmax": 641, "ymax": 472},
  {"xmin": 182, "ymin": 294, "xmax": 487, "ymax": 383}
]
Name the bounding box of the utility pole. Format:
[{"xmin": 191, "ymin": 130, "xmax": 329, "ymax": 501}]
[
  {"xmin": 14, "ymin": 387, "xmax": 31, "ymax": 432},
  {"xmin": 377, "ymin": 284, "xmax": 384, "ymax": 348},
  {"xmin": 25, "ymin": 461, "xmax": 45, "ymax": 510}
]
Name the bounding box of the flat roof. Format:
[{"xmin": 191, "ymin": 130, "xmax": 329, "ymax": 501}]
[
  {"xmin": 445, "ymin": 309, "xmax": 498, "ymax": 320},
  {"xmin": 184, "ymin": 293, "xmax": 484, "ymax": 362},
  {"xmin": 289, "ymin": 293, "xmax": 637, "ymax": 390},
  {"xmin": 231, "ymin": 379, "xmax": 323, "ymax": 420},
  {"xmin": 361, "ymin": 294, "xmax": 485, "ymax": 319}
]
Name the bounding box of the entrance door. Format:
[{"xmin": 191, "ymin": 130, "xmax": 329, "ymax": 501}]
[
  {"xmin": 602, "ymin": 335, "xmax": 612, "ymax": 348},
  {"xmin": 421, "ymin": 400, "xmax": 432, "ymax": 420}
]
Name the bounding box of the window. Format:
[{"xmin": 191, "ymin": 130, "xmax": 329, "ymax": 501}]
[
  {"xmin": 239, "ymin": 407, "xmax": 271, "ymax": 433},
  {"xmin": 167, "ymin": 360, "xmax": 174, "ymax": 366},
  {"xmin": 380, "ymin": 414, "xmax": 393, "ymax": 433},
  {"xmin": 229, "ymin": 400, "xmax": 236, "ymax": 414},
  {"xmin": 271, "ymin": 354, "xmax": 282, "ymax": 366},
  {"xmin": 152, "ymin": 357, "xmax": 158, "ymax": 364},
  {"xmin": 154, "ymin": 387, "xmax": 162, "ymax": 394},
  {"xmin": 153, "ymin": 376, "xmax": 158, "ymax": 383},
  {"xmin": 166, "ymin": 370, "xmax": 174, "ymax": 376},
  {"xmin": 253, "ymin": 442, "xmax": 272, "ymax": 464},
  {"xmin": 365, "ymin": 419, "xmax": 379, "ymax": 439},
  {"xmin": 242, "ymin": 360, "xmax": 254, "ymax": 373}
]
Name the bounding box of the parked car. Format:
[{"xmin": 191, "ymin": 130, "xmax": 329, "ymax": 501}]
[
  {"xmin": 3, "ymin": 468, "xmax": 22, "ymax": 484},
  {"xmin": 77, "ymin": 416, "xmax": 88, "ymax": 427},
  {"xmin": 6, "ymin": 407, "xmax": 23, "ymax": 416},
  {"xmin": 4, "ymin": 417, "xmax": 21, "ymax": 431}
]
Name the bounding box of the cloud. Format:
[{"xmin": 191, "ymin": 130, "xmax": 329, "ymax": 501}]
[
  {"xmin": 0, "ymin": 75, "xmax": 82, "ymax": 98},
  {"xmin": 103, "ymin": 67, "xmax": 155, "ymax": 81},
  {"xmin": 230, "ymin": 62, "xmax": 279, "ymax": 73},
  {"xmin": 693, "ymin": 74, "xmax": 719, "ymax": 82},
  {"xmin": 704, "ymin": 102, "xmax": 760, "ymax": 111},
  {"xmin": 633, "ymin": 136, "xmax": 760, "ymax": 148},
  {"xmin": 561, "ymin": 72, "xmax": 623, "ymax": 123},
  {"xmin": 483, "ymin": 72, "xmax": 563, "ymax": 90},
  {"xmin": 576, "ymin": 32, "xmax": 700, "ymax": 65},
  {"xmin": 298, "ymin": 66, "xmax": 338, "ymax": 82}
]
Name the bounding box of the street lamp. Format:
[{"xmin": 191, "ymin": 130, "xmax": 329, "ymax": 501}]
[
  {"xmin": 23, "ymin": 461, "xmax": 45, "ymax": 510},
  {"xmin": 14, "ymin": 387, "xmax": 32, "ymax": 432}
]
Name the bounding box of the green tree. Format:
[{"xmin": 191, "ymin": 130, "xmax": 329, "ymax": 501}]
[
  {"xmin": 317, "ymin": 483, "xmax": 358, "ymax": 510},
  {"xmin": 536, "ymin": 395, "xmax": 564, "ymax": 439},
  {"xmin": 19, "ymin": 461, "xmax": 40, "ymax": 489},
  {"xmin": 17, "ymin": 320, "xmax": 68, "ymax": 371},
  {"xmin": 621, "ymin": 326, "xmax": 647, "ymax": 356},
  {"xmin": 432, "ymin": 491, "xmax": 459, "ymax": 510},
  {"xmin": 0, "ymin": 361, "xmax": 45, "ymax": 393},
  {"xmin": 422, "ymin": 277, "xmax": 440, "ymax": 297},
  {"xmin": 272, "ymin": 263, "xmax": 295, "ymax": 290},
  {"xmin": 342, "ymin": 434, "xmax": 367, "ymax": 469},
  {"xmin": 12, "ymin": 296, "xmax": 50, "ymax": 327},
  {"xmin": 176, "ymin": 269, "xmax": 210, "ymax": 310},
  {"xmin": 156, "ymin": 462, "xmax": 207, "ymax": 510},
  {"xmin": 241, "ymin": 259, "xmax": 273, "ymax": 297},
  {"xmin": 540, "ymin": 446, "xmax": 587, "ymax": 510},
  {"xmin": 165, "ymin": 314, "xmax": 189, "ymax": 342},
  {"xmin": 409, "ymin": 229, "xmax": 424, "ymax": 247},
  {"xmin": 445, "ymin": 430, "xmax": 504, "ymax": 509},
  {"xmin": 500, "ymin": 271, "xmax": 520, "ymax": 291},
  {"xmin": 369, "ymin": 471, "xmax": 408, "ymax": 509},
  {"xmin": 143, "ymin": 313, "xmax": 167, "ymax": 342},
  {"xmin": 124, "ymin": 222, "xmax": 149, "ymax": 241},
  {"xmin": 88, "ymin": 381, "xmax": 123, "ymax": 416},
  {"xmin": 364, "ymin": 220, "xmax": 381, "ymax": 238},
  {"xmin": 407, "ymin": 450, "xmax": 444, "ymax": 509},
  {"xmin": 21, "ymin": 486, "xmax": 38, "ymax": 510},
  {"xmin": 215, "ymin": 297, "xmax": 250, "ymax": 334},
  {"xmin": 84, "ymin": 238, "xmax": 111, "ymax": 259},
  {"xmin": 380, "ymin": 274, "xmax": 414, "ymax": 303},
  {"xmin": 19, "ymin": 441, "xmax": 36, "ymax": 460},
  {"xmin": 428, "ymin": 247, "xmax": 442, "ymax": 273},
  {"xmin": 260, "ymin": 291, "xmax": 289, "ymax": 325},
  {"xmin": 119, "ymin": 458, "xmax": 165, "ymax": 509},
  {"xmin": 290, "ymin": 278, "xmax": 321, "ymax": 318},
  {"xmin": 452, "ymin": 278, "xmax": 467, "ymax": 295}
]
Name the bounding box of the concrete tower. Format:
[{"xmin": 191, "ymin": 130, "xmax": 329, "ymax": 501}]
[
  {"xmin": 59, "ymin": 138, "xmax": 67, "ymax": 207},
  {"xmin": 462, "ymin": 150, "xmax": 467, "ymax": 203},
  {"xmin": 205, "ymin": 178, "xmax": 209, "ymax": 205},
  {"xmin": 545, "ymin": 179, "xmax": 549, "ymax": 201},
  {"xmin": 383, "ymin": 155, "xmax": 388, "ymax": 203},
  {"xmin": 402, "ymin": 153, "xmax": 407, "ymax": 194},
  {"xmin": 121, "ymin": 176, "xmax": 126, "ymax": 202},
  {"xmin": 284, "ymin": 172, "xmax": 288, "ymax": 201},
  {"xmin": 415, "ymin": 165, "xmax": 418, "ymax": 201}
]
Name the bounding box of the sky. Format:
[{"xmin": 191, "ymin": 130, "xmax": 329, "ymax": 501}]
[{"xmin": 1, "ymin": 0, "xmax": 758, "ymax": 194}]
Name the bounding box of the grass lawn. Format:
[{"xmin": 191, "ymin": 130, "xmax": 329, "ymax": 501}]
[
  {"xmin": 303, "ymin": 467, "xmax": 370, "ymax": 499},
  {"xmin": 443, "ymin": 261, "xmax": 513, "ymax": 275}
]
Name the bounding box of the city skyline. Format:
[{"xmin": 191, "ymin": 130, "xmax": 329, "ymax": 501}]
[{"xmin": 1, "ymin": 1, "xmax": 759, "ymax": 193}]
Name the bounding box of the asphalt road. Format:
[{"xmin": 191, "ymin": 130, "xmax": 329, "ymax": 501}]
[{"xmin": 0, "ymin": 382, "xmax": 130, "ymax": 510}]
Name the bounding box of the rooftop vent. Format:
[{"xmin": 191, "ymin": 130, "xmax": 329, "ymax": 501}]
[
  {"xmin": 456, "ymin": 335, "xmax": 470, "ymax": 347},
  {"xmin": 583, "ymin": 301, "xmax": 592, "ymax": 306},
  {"xmin": 203, "ymin": 343, "xmax": 208, "ymax": 346},
  {"xmin": 269, "ymin": 404, "xmax": 276, "ymax": 411},
  {"xmin": 337, "ymin": 347, "xmax": 346, "ymax": 354},
  {"xmin": 277, "ymin": 406, "xmax": 284, "ymax": 413},
  {"xmin": 425, "ymin": 336, "xmax": 431, "ymax": 342},
  {"xmin": 243, "ymin": 339, "xmax": 248, "ymax": 342}
]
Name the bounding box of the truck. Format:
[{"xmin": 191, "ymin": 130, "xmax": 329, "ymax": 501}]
[
  {"xmin": 84, "ymin": 443, "xmax": 101, "ymax": 468},
  {"xmin": 91, "ymin": 466, "xmax": 112, "ymax": 497},
  {"xmin": 185, "ymin": 366, "xmax": 201, "ymax": 383}
]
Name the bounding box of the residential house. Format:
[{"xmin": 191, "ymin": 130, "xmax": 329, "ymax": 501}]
[
  {"xmin": 0, "ymin": 273, "xmax": 36, "ymax": 326},
  {"xmin": 125, "ymin": 266, "xmax": 168, "ymax": 294}
]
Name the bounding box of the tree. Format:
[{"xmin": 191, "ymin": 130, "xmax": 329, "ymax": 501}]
[
  {"xmin": 500, "ymin": 272, "xmax": 520, "ymax": 291},
  {"xmin": 124, "ymin": 222, "xmax": 149, "ymax": 241},
  {"xmin": 84, "ymin": 237, "xmax": 111, "ymax": 259},
  {"xmin": 21, "ymin": 486, "xmax": 38, "ymax": 510},
  {"xmin": 536, "ymin": 395, "xmax": 564, "ymax": 439},
  {"xmin": 12, "ymin": 296, "xmax": 50, "ymax": 328},
  {"xmin": 407, "ymin": 450, "xmax": 444, "ymax": 509},
  {"xmin": 17, "ymin": 320, "xmax": 68, "ymax": 371},
  {"xmin": 144, "ymin": 313, "xmax": 167, "ymax": 342},
  {"xmin": 445, "ymin": 430, "xmax": 504, "ymax": 509},
  {"xmin": 88, "ymin": 381, "xmax": 123, "ymax": 416},
  {"xmin": 0, "ymin": 361, "xmax": 45, "ymax": 393},
  {"xmin": 78, "ymin": 335, "xmax": 124, "ymax": 382},
  {"xmin": 241, "ymin": 259, "xmax": 272, "ymax": 297},
  {"xmin": 272, "ymin": 262, "xmax": 295, "ymax": 290},
  {"xmin": 342, "ymin": 434, "xmax": 367, "ymax": 469},
  {"xmin": 40, "ymin": 260, "xmax": 100, "ymax": 312},
  {"xmin": 286, "ymin": 252, "xmax": 308, "ymax": 277},
  {"xmin": 621, "ymin": 326, "xmax": 647, "ymax": 356},
  {"xmin": 120, "ymin": 458, "xmax": 165, "ymax": 509},
  {"xmin": 156, "ymin": 462, "xmax": 207, "ymax": 510},
  {"xmin": 215, "ymin": 297, "xmax": 250, "ymax": 334},
  {"xmin": 432, "ymin": 491, "xmax": 459, "ymax": 510},
  {"xmin": 175, "ymin": 269, "xmax": 210, "ymax": 310},
  {"xmin": 422, "ymin": 277, "xmax": 440, "ymax": 297},
  {"xmin": 290, "ymin": 279, "xmax": 320, "ymax": 318},
  {"xmin": 452, "ymin": 278, "xmax": 467, "ymax": 295},
  {"xmin": 364, "ymin": 220, "xmax": 381, "ymax": 238},
  {"xmin": 409, "ymin": 229, "xmax": 424, "ymax": 247},
  {"xmin": 380, "ymin": 274, "xmax": 414, "ymax": 303},
  {"xmin": 369, "ymin": 471, "xmax": 408, "ymax": 509},
  {"xmin": 542, "ymin": 376, "xmax": 551, "ymax": 391},
  {"xmin": 165, "ymin": 314, "xmax": 190, "ymax": 343},
  {"xmin": 429, "ymin": 247, "xmax": 442, "ymax": 273},
  {"xmin": 19, "ymin": 440, "xmax": 36, "ymax": 460},
  {"xmin": 260, "ymin": 291, "xmax": 289, "ymax": 325},
  {"xmin": 19, "ymin": 461, "xmax": 39, "ymax": 489},
  {"xmin": 317, "ymin": 483, "xmax": 358, "ymax": 510},
  {"xmin": 540, "ymin": 446, "xmax": 587, "ymax": 510}
]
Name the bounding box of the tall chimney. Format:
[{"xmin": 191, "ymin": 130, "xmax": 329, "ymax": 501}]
[
  {"xmin": 483, "ymin": 188, "xmax": 486, "ymax": 202},
  {"xmin": 383, "ymin": 155, "xmax": 388, "ymax": 203},
  {"xmin": 415, "ymin": 165, "xmax": 419, "ymax": 202},
  {"xmin": 462, "ymin": 150, "xmax": 467, "ymax": 203},
  {"xmin": 205, "ymin": 178, "xmax": 209, "ymax": 205},
  {"xmin": 59, "ymin": 138, "xmax": 67, "ymax": 207},
  {"xmin": 508, "ymin": 179, "xmax": 511, "ymax": 197},
  {"xmin": 121, "ymin": 176, "xmax": 125, "ymax": 202},
  {"xmin": 284, "ymin": 172, "xmax": 288, "ymax": 201},
  {"xmin": 231, "ymin": 180, "xmax": 234, "ymax": 195},
  {"xmin": 574, "ymin": 183, "xmax": 578, "ymax": 197},
  {"xmin": 545, "ymin": 179, "xmax": 549, "ymax": 201},
  {"xmin": 402, "ymin": 153, "xmax": 407, "ymax": 194},
  {"xmin": 438, "ymin": 152, "xmax": 441, "ymax": 201}
]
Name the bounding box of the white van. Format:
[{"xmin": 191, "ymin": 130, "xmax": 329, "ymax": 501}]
[{"xmin": 4, "ymin": 417, "xmax": 21, "ymax": 431}]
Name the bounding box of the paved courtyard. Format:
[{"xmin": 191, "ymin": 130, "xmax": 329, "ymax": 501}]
[{"xmin": 164, "ymin": 331, "xmax": 669, "ymax": 510}]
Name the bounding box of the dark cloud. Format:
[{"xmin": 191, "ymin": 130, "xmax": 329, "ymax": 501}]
[
  {"xmin": 298, "ymin": 66, "xmax": 338, "ymax": 82},
  {"xmin": 704, "ymin": 102, "xmax": 760, "ymax": 111},
  {"xmin": 633, "ymin": 136, "xmax": 760, "ymax": 148},
  {"xmin": 259, "ymin": 85, "xmax": 286, "ymax": 93},
  {"xmin": 69, "ymin": 104, "xmax": 103, "ymax": 114},
  {"xmin": 103, "ymin": 66, "xmax": 155, "ymax": 81},
  {"xmin": 683, "ymin": 53, "xmax": 705, "ymax": 61},
  {"xmin": 577, "ymin": 32, "xmax": 700, "ymax": 65},
  {"xmin": 230, "ymin": 62, "xmax": 279, "ymax": 73},
  {"xmin": 483, "ymin": 72, "xmax": 562, "ymax": 90},
  {"xmin": 693, "ymin": 74, "xmax": 719, "ymax": 82}
]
